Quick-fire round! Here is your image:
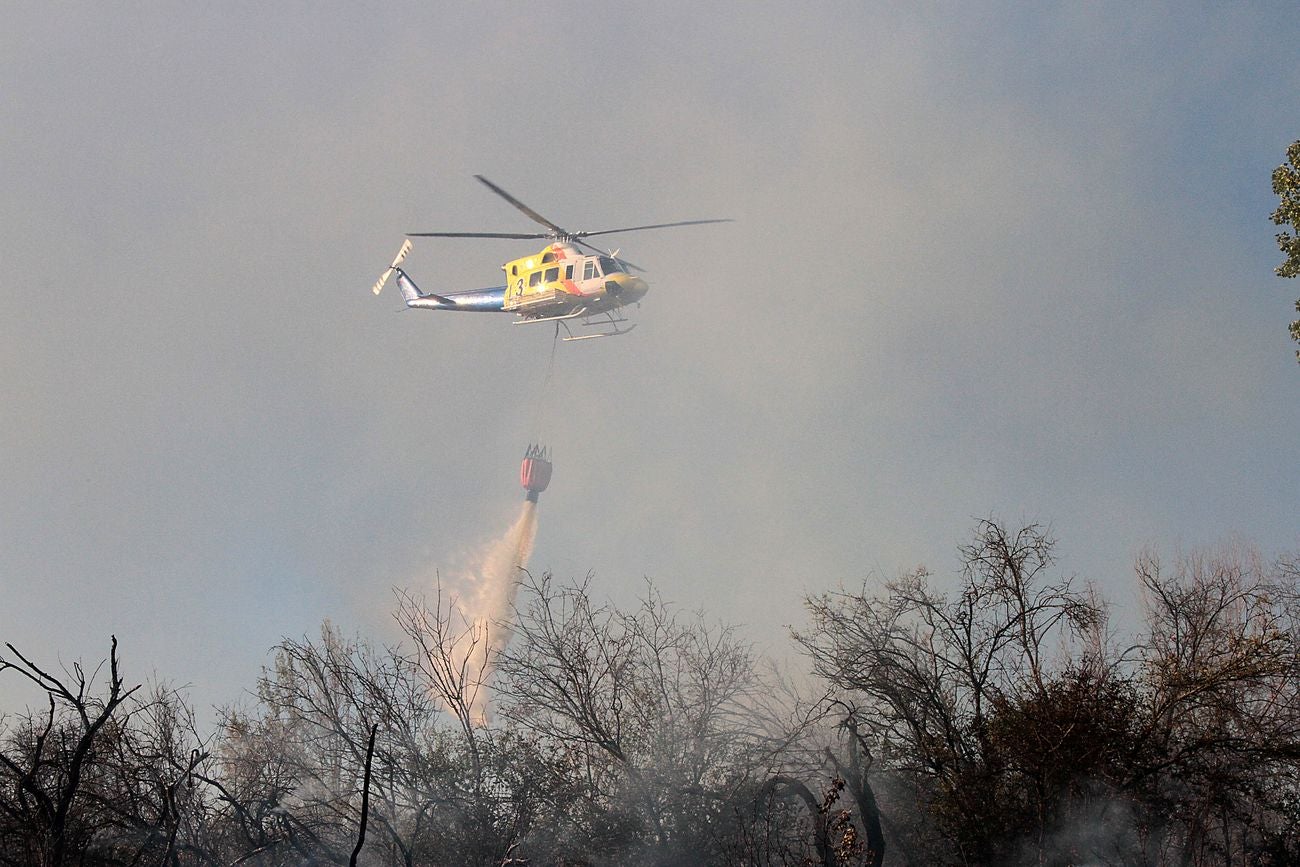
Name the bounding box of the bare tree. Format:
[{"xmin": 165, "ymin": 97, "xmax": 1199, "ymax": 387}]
[
  {"xmin": 392, "ymin": 584, "xmax": 556, "ymax": 864},
  {"xmin": 0, "ymin": 638, "xmax": 222, "ymax": 866},
  {"xmin": 794, "ymin": 520, "xmax": 1103, "ymax": 864},
  {"xmin": 13, "ymin": 531, "xmax": 1295, "ymax": 866},
  {"xmin": 393, "ymin": 584, "xmax": 492, "ymax": 789},
  {"xmin": 796, "ymin": 524, "xmax": 1300, "ymax": 866},
  {"xmin": 0, "ymin": 636, "xmax": 142, "ymax": 865},
  {"xmin": 213, "ymin": 623, "xmax": 439, "ymax": 864},
  {"xmin": 213, "ymin": 617, "xmax": 568, "ymax": 866},
  {"xmin": 496, "ymin": 572, "xmax": 804, "ymax": 865},
  {"xmin": 1131, "ymin": 542, "xmax": 1300, "ymax": 864}
]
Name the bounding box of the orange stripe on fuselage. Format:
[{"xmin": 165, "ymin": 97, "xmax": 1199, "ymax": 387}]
[{"xmin": 551, "ymin": 243, "xmax": 583, "ymax": 295}]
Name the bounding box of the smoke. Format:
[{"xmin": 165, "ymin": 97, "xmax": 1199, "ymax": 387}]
[{"xmin": 456, "ymin": 499, "xmax": 537, "ymax": 724}]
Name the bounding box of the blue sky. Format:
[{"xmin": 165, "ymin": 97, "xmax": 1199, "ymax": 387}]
[{"xmin": 2, "ymin": 2, "xmax": 1297, "ymax": 717}]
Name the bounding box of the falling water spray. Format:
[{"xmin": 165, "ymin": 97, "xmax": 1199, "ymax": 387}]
[{"xmin": 456, "ymin": 446, "xmax": 551, "ymax": 723}]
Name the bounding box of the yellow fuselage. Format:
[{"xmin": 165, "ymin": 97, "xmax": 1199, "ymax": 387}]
[{"xmin": 501, "ymin": 243, "xmax": 647, "ymax": 314}]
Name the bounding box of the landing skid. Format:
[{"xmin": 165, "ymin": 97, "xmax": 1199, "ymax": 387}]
[
  {"xmin": 512, "ymin": 307, "xmax": 590, "ymax": 325},
  {"xmin": 559, "ymin": 311, "xmax": 636, "ymax": 341},
  {"xmin": 515, "ymin": 307, "xmax": 636, "ymax": 341}
]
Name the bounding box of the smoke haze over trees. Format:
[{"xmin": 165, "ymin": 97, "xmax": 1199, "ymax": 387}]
[{"xmin": 4, "ymin": 521, "xmax": 1300, "ymax": 865}]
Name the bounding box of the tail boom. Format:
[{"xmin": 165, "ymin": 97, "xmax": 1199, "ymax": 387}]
[{"xmin": 395, "ymin": 269, "xmax": 507, "ymax": 312}]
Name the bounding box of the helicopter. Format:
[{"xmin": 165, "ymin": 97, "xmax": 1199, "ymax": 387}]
[{"xmin": 371, "ymin": 175, "xmax": 730, "ymax": 340}]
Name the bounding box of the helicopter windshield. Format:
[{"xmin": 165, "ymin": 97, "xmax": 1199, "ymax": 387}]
[{"xmin": 598, "ymin": 257, "xmax": 625, "ymax": 275}]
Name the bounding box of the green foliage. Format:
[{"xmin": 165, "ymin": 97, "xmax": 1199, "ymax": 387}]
[{"xmin": 1270, "ymin": 139, "xmax": 1300, "ymax": 360}]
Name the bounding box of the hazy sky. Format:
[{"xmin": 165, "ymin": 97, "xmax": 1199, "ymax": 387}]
[{"xmin": 3, "ymin": 2, "xmax": 1297, "ymax": 718}]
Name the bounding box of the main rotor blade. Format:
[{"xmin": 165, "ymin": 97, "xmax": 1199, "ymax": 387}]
[
  {"xmin": 475, "ymin": 175, "xmax": 568, "ymax": 235},
  {"xmin": 406, "ymin": 231, "xmax": 551, "ymax": 239},
  {"xmin": 577, "ymin": 218, "xmax": 733, "ymax": 239}
]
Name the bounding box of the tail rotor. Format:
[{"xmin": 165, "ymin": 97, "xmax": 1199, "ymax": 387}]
[{"xmin": 371, "ymin": 239, "xmax": 413, "ymax": 295}]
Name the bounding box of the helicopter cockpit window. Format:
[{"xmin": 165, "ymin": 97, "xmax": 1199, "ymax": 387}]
[
  {"xmin": 598, "ymin": 257, "xmax": 624, "ymax": 274},
  {"xmin": 583, "ymin": 259, "xmax": 597, "ymax": 280},
  {"xmin": 528, "ymin": 271, "xmax": 543, "ymax": 288},
  {"xmin": 541, "ymin": 252, "xmax": 556, "ymax": 264},
  {"xmin": 544, "ymin": 267, "xmax": 559, "ymax": 283}
]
